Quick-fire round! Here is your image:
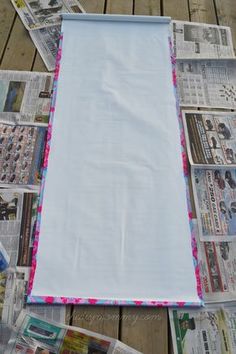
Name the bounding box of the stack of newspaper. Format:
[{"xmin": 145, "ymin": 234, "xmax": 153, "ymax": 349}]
[{"xmin": 169, "ymin": 20, "xmax": 236, "ymax": 354}]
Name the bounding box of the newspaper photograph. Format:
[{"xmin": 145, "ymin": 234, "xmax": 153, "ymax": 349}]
[
  {"xmin": 192, "ymin": 168, "xmax": 236, "ymax": 240},
  {"xmin": 0, "ymin": 122, "xmax": 47, "ymax": 187},
  {"xmin": 0, "ymin": 70, "xmax": 53, "ymax": 124},
  {"xmin": 183, "ymin": 111, "xmax": 236, "ymax": 166},
  {"xmin": 169, "ymin": 306, "xmax": 236, "ymax": 354},
  {"xmin": 11, "ymin": 0, "xmax": 85, "ymax": 30},
  {"xmin": 30, "ymin": 24, "xmax": 61, "ymax": 71},
  {"xmin": 172, "ymin": 21, "xmax": 235, "ymax": 58},
  {"xmin": 5, "ymin": 311, "xmax": 142, "ymax": 353},
  {"xmin": 177, "ymin": 59, "xmax": 236, "ymax": 108}
]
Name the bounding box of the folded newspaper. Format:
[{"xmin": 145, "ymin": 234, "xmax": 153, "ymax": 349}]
[
  {"xmin": 169, "ymin": 305, "xmax": 236, "ymax": 354},
  {"xmin": 172, "ymin": 20, "xmax": 235, "ymax": 59},
  {"xmin": 0, "ymin": 122, "xmax": 46, "ymax": 188},
  {"xmin": 11, "ymin": 1, "xmax": 85, "ymax": 71},
  {"xmin": 177, "ymin": 59, "xmax": 236, "ymax": 109},
  {"xmin": 5, "ymin": 310, "xmax": 142, "ymax": 354},
  {"xmin": 11, "ymin": 0, "xmax": 85, "ymax": 30},
  {"xmin": 190, "ymin": 219, "xmax": 236, "ymax": 303},
  {"xmin": 183, "ymin": 111, "xmax": 236, "ymax": 241},
  {"xmin": 0, "ymin": 70, "xmax": 53, "ymax": 124},
  {"xmin": 0, "ymin": 269, "xmax": 66, "ymax": 351}
]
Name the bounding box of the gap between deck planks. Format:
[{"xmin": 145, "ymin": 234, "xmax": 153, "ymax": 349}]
[{"xmin": 1, "ymin": 0, "xmax": 235, "ymax": 353}]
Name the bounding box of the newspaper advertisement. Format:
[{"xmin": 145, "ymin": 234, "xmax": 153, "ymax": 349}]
[
  {"xmin": 0, "ymin": 122, "xmax": 47, "ymax": 187},
  {"xmin": 192, "ymin": 219, "xmax": 236, "ymax": 303},
  {"xmin": 192, "ymin": 168, "xmax": 236, "ymax": 240},
  {"xmin": 199, "ymin": 240, "xmax": 236, "ymax": 302},
  {"xmin": 169, "ymin": 306, "xmax": 236, "ymax": 354},
  {"xmin": 0, "ymin": 70, "xmax": 53, "ymax": 124},
  {"xmin": 176, "ymin": 59, "xmax": 236, "ymax": 109},
  {"xmin": 5, "ymin": 310, "xmax": 142, "ymax": 353},
  {"xmin": 172, "ymin": 21, "xmax": 235, "ymax": 59},
  {"xmin": 183, "ymin": 111, "xmax": 236, "ymax": 166},
  {"xmin": 11, "ymin": 0, "xmax": 85, "ymax": 30},
  {"xmin": 30, "ymin": 25, "xmax": 61, "ymax": 71}
]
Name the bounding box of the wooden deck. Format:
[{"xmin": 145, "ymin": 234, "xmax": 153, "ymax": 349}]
[{"xmin": 1, "ymin": 0, "xmax": 235, "ymax": 353}]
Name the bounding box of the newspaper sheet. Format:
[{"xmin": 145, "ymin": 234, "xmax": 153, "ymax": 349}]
[
  {"xmin": 199, "ymin": 239, "xmax": 236, "ymax": 303},
  {"xmin": 5, "ymin": 310, "xmax": 142, "ymax": 353},
  {"xmin": 30, "ymin": 25, "xmax": 62, "ymax": 71},
  {"xmin": 191, "ymin": 218, "xmax": 236, "ymax": 303},
  {"xmin": 192, "ymin": 168, "xmax": 236, "ymax": 240},
  {"xmin": 0, "ymin": 189, "xmax": 38, "ymax": 267},
  {"xmin": 0, "ymin": 70, "xmax": 53, "ymax": 124},
  {"xmin": 169, "ymin": 306, "xmax": 236, "ymax": 354},
  {"xmin": 11, "ymin": 0, "xmax": 85, "ymax": 30},
  {"xmin": 176, "ymin": 59, "xmax": 236, "ymax": 108},
  {"xmin": 172, "ymin": 21, "xmax": 235, "ymax": 58},
  {"xmin": 0, "ymin": 121, "xmax": 47, "ymax": 188},
  {"xmin": 183, "ymin": 111, "xmax": 236, "ymax": 166},
  {"xmin": 0, "ymin": 270, "xmax": 66, "ymax": 352}
]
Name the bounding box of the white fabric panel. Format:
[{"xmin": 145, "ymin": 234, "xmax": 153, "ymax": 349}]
[{"xmin": 31, "ymin": 15, "xmax": 200, "ymax": 304}]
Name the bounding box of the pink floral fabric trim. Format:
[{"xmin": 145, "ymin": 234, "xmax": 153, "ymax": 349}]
[{"xmin": 27, "ymin": 34, "xmax": 203, "ymax": 307}]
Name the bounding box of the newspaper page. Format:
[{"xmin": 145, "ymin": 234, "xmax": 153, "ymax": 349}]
[
  {"xmin": 192, "ymin": 167, "xmax": 236, "ymax": 240},
  {"xmin": 0, "ymin": 70, "xmax": 53, "ymax": 124},
  {"xmin": 17, "ymin": 193, "xmax": 38, "ymax": 267},
  {"xmin": 5, "ymin": 310, "xmax": 142, "ymax": 353},
  {"xmin": 0, "ymin": 270, "xmax": 66, "ymax": 352},
  {"xmin": 11, "ymin": 0, "xmax": 85, "ymax": 30},
  {"xmin": 30, "ymin": 24, "xmax": 62, "ymax": 71},
  {"xmin": 0, "ymin": 122, "xmax": 47, "ymax": 188},
  {"xmin": 177, "ymin": 59, "xmax": 236, "ymax": 109},
  {"xmin": 172, "ymin": 21, "xmax": 235, "ymax": 59},
  {"xmin": 0, "ymin": 189, "xmax": 38, "ymax": 267},
  {"xmin": 199, "ymin": 240, "xmax": 236, "ymax": 303},
  {"xmin": 0, "ymin": 189, "xmax": 24, "ymax": 266},
  {"xmin": 183, "ymin": 111, "xmax": 236, "ymax": 166},
  {"xmin": 169, "ymin": 306, "xmax": 236, "ymax": 354},
  {"xmin": 192, "ymin": 218, "xmax": 236, "ymax": 303},
  {"xmin": 29, "ymin": 0, "xmax": 85, "ymax": 72}
]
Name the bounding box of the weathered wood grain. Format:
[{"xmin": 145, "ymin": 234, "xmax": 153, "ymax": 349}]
[
  {"xmin": 0, "ymin": 17, "xmax": 35, "ymax": 70},
  {"xmin": 72, "ymin": 306, "xmax": 120, "ymax": 338},
  {"xmin": 0, "ymin": 0, "xmax": 16, "ymax": 62},
  {"xmin": 134, "ymin": 0, "xmax": 161, "ymax": 15},
  {"xmin": 120, "ymin": 307, "xmax": 168, "ymax": 354}
]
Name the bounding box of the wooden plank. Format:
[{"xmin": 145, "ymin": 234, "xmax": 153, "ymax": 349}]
[
  {"xmin": 163, "ymin": 0, "xmax": 190, "ymax": 20},
  {"xmin": 106, "ymin": 0, "xmax": 133, "ymax": 15},
  {"xmin": 189, "ymin": 0, "xmax": 217, "ymax": 24},
  {"xmin": 0, "ymin": 16, "xmax": 36, "ymax": 71},
  {"xmin": 65, "ymin": 306, "xmax": 73, "ymax": 325},
  {"xmin": 120, "ymin": 307, "xmax": 168, "ymax": 354},
  {"xmin": 0, "ymin": 0, "xmax": 16, "ymax": 61},
  {"xmin": 134, "ymin": 0, "xmax": 161, "ymax": 16},
  {"xmin": 32, "ymin": 52, "xmax": 48, "ymax": 72},
  {"xmin": 72, "ymin": 306, "xmax": 120, "ymax": 338},
  {"xmin": 79, "ymin": 0, "xmax": 105, "ymax": 13},
  {"xmin": 215, "ymin": 0, "xmax": 236, "ymax": 52}
]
